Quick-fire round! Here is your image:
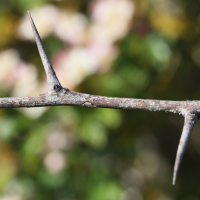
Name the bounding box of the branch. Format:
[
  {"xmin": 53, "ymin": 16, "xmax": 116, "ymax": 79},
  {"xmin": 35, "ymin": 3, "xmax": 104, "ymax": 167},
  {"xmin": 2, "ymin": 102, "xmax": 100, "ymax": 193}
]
[{"xmin": 0, "ymin": 12, "xmax": 199, "ymax": 185}]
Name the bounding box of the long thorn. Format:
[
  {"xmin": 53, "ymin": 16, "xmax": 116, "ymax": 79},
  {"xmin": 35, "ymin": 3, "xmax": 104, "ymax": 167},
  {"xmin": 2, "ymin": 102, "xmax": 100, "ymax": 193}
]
[
  {"xmin": 173, "ymin": 111, "xmax": 198, "ymax": 185},
  {"xmin": 27, "ymin": 11, "xmax": 62, "ymax": 94}
]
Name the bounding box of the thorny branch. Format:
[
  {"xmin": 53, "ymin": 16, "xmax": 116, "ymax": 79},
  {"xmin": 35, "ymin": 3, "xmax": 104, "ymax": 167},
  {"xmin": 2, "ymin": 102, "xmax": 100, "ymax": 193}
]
[{"xmin": 0, "ymin": 12, "xmax": 199, "ymax": 185}]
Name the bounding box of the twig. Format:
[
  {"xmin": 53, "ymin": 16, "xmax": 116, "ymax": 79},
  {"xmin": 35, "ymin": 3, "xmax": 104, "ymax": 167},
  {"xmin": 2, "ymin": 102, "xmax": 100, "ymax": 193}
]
[{"xmin": 0, "ymin": 12, "xmax": 199, "ymax": 185}]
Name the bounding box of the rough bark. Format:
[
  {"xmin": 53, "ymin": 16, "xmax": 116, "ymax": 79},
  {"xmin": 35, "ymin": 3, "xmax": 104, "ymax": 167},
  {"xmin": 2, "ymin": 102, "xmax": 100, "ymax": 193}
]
[{"xmin": 0, "ymin": 90, "xmax": 200, "ymax": 114}]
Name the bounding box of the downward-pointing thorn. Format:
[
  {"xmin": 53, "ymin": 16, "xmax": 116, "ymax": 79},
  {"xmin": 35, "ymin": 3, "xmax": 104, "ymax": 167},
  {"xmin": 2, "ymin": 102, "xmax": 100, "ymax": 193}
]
[{"xmin": 172, "ymin": 110, "xmax": 198, "ymax": 185}]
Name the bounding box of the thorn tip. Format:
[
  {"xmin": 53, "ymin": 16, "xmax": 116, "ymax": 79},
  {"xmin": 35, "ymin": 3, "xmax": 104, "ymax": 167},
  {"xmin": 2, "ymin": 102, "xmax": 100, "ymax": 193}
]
[{"xmin": 172, "ymin": 176, "xmax": 176, "ymax": 185}]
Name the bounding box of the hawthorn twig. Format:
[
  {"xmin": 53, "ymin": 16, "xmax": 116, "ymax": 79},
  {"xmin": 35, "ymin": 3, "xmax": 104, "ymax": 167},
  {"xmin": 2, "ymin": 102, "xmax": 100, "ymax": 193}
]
[{"xmin": 0, "ymin": 12, "xmax": 199, "ymax": 185}]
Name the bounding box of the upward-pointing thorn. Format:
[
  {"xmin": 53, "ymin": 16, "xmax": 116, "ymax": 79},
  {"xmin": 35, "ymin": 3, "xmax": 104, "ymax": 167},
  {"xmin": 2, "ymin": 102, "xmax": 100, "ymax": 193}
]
[
  {"xmin": 27, "ymin": 11, "xmax": 62, "ymax": 94},
  {"xmin": 173, "ymin": 110, "xmax": 198, "ymax": 185}
]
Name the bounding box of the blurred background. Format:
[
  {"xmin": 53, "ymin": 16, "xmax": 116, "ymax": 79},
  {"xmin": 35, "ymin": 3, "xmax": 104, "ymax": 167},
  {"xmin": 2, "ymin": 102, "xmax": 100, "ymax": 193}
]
[{"xmin": 0, "ymin": 0, "xmax": 200, "ymax": 199}]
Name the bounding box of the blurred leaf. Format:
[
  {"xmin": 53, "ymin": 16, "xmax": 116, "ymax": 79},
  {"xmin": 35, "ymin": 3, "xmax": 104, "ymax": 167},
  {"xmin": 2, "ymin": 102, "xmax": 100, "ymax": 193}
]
[
  {"xmin": 0, "ymin": 13, "xmax": 17, "ymax": 46},
  {"xmin": 79, "ymin": 119, "xmax": 107, "ymax": 148},
  {"xmin": 38, "ymin": 168, "xmax": 67, "ymax": 188},
  {"xmin": 146, "ymin": 34, "xmax": 171, "ymax": 68},
  {"xmin": 16, "ymin": 0, "xmax": 48, "ymax": 13},
  {"xmin": 96, "ymin": 108, "xmax": 122, "ymax": 129},
  {"xmin": 88, "ymin": 181, "xmax": 122, "ymax": 200},
  {"xmin": 0, "ymin": 144, "xmax": 17, "ymax": 191},
  {"xmin": 0, "ymin": 0, "xmax": 15, "ymax": 13},
  {"xmin": 150, "ymin": 10, "xmax": 197, "ymax": 39},
  {"xmin": 0, "ymin": 117, "xmax": 18, "ymax": 141},
  {"xmin": 21, "ymin": 126, "xmax": 46, "ymax": 173}
]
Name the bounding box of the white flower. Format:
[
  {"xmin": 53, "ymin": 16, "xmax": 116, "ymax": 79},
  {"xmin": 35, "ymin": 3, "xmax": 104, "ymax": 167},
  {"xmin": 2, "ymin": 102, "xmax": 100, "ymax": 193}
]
[
  {"xmin": 90, "ymin": 0, "xmax": 134, "ymax": 42},
  {"xmin": 0, "ymin": 49, "xmax": 20, "ymax": 89}
]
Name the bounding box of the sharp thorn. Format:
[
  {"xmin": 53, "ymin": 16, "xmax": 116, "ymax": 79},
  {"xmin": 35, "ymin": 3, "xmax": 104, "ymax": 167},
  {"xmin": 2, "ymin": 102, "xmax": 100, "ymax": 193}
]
[
  {"xmin": 172, "ymin": 111, "xmax": 197, "ymax": 185},
  {"xmin": 27, "ymin": 11, "xmax": 62, "ymax": 94}
]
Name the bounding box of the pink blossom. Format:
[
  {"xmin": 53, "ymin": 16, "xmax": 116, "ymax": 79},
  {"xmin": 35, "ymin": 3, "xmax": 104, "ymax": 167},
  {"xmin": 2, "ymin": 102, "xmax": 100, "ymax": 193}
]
[{"xmin": 54, "ymin": 12, "xmax": 88, "ymax": 45}]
